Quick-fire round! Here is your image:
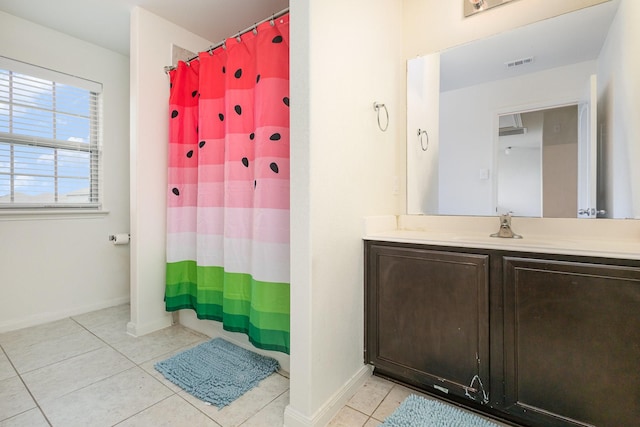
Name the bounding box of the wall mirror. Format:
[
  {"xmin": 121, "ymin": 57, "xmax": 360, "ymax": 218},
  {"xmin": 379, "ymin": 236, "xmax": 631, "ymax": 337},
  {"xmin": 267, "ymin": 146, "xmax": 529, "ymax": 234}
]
[{"xmin": 407, "ymin": 0, "xmax": 638, "ymax": 219}]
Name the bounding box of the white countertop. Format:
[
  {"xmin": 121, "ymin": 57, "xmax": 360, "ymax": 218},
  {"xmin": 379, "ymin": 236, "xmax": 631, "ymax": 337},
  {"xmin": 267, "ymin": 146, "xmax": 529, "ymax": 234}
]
[{"xmin": 363, "ymin": 215, "xmax": 640, "ymax": 260}]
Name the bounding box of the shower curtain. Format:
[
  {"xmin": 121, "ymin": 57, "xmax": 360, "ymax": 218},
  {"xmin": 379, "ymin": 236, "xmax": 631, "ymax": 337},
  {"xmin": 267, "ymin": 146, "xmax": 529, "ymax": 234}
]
[{"xmin": 165, "ymin": 14, "xmax": 290, "ymax": 354}]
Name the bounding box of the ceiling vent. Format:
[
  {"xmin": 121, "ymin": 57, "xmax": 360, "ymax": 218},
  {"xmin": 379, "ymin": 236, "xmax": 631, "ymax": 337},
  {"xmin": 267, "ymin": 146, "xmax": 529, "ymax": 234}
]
[
  {"xmin": 499, "ymin": 113, "xmax": 527, "ymax": 136},
  {"xmin": 505, "ymin": 56, "xmax": 534, "ymax": 69}
]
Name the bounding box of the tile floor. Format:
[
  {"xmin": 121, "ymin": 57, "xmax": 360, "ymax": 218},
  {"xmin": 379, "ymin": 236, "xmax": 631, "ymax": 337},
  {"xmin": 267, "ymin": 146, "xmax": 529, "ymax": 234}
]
[{"xmin": 0, "ymin": 304, "xmax": 508, "ymax": 427}]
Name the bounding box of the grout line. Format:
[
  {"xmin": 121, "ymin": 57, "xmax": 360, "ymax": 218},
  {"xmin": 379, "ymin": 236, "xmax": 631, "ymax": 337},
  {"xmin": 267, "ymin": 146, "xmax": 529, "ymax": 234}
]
[
  {"xmin": 237, "ymin": 387, "xmax": 289, "ymax": 426},
  {"xmin": 110, "ymin": 394, "xmax": 178, "ymax": 427},
  {"xmin": 3, "ymin": 309, "xmax": 290, "ymax": 427},
  {"xmin": 0, "ymin": 345, "xmax": 54, "ymax": 426}
]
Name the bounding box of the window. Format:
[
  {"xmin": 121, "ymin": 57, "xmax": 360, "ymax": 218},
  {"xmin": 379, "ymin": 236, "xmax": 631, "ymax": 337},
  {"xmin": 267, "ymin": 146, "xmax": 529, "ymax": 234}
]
[{"xmin": 0, "ymin": 57, "xmax": 102, "ymax": 209}]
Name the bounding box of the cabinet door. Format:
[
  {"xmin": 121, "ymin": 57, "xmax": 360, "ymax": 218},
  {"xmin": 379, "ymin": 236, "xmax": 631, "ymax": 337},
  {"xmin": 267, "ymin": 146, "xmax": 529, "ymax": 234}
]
[
  {"xmin": 365, "ymin": 243, "xmax": 490, "ymax": 403},
  {"xmin": 503, "ymin": 257, "xmax": 640, "ymax": 427}
]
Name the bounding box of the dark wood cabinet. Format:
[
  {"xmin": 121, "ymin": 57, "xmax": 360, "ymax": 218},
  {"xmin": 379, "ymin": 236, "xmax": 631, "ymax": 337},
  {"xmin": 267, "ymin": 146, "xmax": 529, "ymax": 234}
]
[
  {"xmin": 364, "ymin": 240, "xmax": 640, "ymax": 427},
  {"xmin": 502, "ymin": 257, "xmax": 640, "ymax": 427},
  {"xmin": 365, "ymin": 243, "xmax": 491, "ymax": 404}
]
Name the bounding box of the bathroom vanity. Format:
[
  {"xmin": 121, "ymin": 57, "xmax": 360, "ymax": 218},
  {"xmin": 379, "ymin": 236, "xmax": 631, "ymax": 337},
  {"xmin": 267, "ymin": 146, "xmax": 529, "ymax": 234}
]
[{"xmin": 364, "ymin": 216, "xmax": 640, "ymax": 427}]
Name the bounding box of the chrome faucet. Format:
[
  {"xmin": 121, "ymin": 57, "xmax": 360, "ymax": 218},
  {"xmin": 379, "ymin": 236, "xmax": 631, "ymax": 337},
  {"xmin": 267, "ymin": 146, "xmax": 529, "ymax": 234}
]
[{"xmin": 490, "ymin": 213, "xmax": 522, "ymax": 239}]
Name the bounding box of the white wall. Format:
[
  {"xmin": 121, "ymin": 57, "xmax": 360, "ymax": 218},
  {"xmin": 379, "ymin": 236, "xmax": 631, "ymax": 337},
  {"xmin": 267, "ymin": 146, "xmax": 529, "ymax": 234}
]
[
  {"xmin": 286, "ymin": 0, "xmax": 403, "ymax": 425},
  {"xmin": 497, "ymin": 112, "xmax": 543, "ymax": 217},
  {"xmin": 0, "ymin": 11, "xmax": 130, "ymax": 332},
  {"xmin": 597, "ymin": 0, "xmax": 640, "ymax": 219},
  {"xmin": 128, "ymin": 8, "xmax": 211, "ymax": 336}
]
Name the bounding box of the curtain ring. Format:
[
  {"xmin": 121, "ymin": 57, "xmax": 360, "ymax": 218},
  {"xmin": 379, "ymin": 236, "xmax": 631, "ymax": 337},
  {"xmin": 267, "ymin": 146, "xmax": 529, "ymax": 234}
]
[
  {"xmin": 373, "ymin": 102, "xmax": 389, "ymax": 132},
  {"xmin": 417, "ymin": 129, "xmax": 429, "ymax": 151}
]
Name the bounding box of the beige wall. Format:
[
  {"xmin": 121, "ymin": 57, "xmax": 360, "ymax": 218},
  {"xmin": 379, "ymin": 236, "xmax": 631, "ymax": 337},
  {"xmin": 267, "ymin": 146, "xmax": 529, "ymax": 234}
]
[
  {"xmin": 286, "ymin": 0, "xmax": 404, "ymax": 425},
  {"xmin": 128, "ymin": 8, "xmax": 211, "ymax": 336}
]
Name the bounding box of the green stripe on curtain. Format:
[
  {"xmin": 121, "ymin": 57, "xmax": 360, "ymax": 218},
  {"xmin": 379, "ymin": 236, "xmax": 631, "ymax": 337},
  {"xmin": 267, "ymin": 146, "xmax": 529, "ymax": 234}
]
[{"xmin": 165, "ymin": 261, "xmax": 290, "ymax": 353}]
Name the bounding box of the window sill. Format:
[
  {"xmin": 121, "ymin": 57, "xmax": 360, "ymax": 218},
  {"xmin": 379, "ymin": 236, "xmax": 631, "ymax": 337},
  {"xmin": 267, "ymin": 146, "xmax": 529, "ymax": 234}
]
[{"xmin": 0, "ymin": 209, "xmax": 110, "ymax": 221}]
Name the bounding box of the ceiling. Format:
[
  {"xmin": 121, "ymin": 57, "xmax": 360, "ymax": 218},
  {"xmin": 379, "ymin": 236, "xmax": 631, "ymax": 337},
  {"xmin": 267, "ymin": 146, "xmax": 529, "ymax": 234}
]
[
  {"xmin": 0, "ymin": 0, "xmax": 289, "ymax": 56},
  {"xmin": 440, "ymin": 0, "xmax": 619, "ymax": 92}
]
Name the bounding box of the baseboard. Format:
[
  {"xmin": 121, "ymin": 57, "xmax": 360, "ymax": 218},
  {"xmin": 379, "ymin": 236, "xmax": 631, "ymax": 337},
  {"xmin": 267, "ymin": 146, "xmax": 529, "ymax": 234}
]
[
  {"xmin": 284, "ymin": 364, "xmax": 373, "ymax": 427},
  {"xmin": 0, "ymin": 296, "xmax": 130, "ymax": 334},
  {"xmin": 126, "ymin": 312, "xmax": 173, "ymax": 337}
]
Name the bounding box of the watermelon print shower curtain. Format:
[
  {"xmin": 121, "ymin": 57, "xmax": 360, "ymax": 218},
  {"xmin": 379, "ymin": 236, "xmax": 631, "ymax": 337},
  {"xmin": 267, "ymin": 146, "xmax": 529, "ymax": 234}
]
[{"xmin": 165, "ymin": 14, "xmax": 290, "ymax": 354}]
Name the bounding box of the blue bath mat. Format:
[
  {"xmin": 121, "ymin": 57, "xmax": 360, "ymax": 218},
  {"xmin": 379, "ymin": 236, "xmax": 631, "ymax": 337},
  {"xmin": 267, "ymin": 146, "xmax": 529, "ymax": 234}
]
[
  {"xmin": 154, "ymin": 337, "xmax": 279, "ymax": 407},
  {"xmin": 382, "ymin": 394, "xmax": 500, "ymax": 427}
]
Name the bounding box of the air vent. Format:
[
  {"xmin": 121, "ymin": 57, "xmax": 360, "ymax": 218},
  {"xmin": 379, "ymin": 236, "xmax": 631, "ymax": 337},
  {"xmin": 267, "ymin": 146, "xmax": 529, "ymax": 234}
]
[
  {"xmin": 505, "ymin": 56, "xmax": 534, "ymax": 69},
  {"xmin": 499, "ymin": 127, "xmax": 527, "ymax": 137}
]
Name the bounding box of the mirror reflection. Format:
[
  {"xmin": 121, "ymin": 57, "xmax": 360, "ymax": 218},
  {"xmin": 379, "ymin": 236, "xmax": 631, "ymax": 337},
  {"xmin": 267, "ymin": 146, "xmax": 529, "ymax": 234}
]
[{"xmin": 407, "ymin": 0, "xmax": 638, "ymax": 219}]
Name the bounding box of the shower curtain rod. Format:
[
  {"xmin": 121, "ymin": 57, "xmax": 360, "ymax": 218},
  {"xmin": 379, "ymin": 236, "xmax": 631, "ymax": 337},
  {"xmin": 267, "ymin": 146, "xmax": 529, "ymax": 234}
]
[{"xmin": 164, "ymin": 7, "xmax": 289, "ymax": 73}]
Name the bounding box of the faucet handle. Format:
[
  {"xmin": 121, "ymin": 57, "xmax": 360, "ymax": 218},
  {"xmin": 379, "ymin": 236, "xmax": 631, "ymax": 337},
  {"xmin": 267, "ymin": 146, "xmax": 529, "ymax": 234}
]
[{"xmin": 491, "ymin": 212, "xmax": 522, "ymax": 239}]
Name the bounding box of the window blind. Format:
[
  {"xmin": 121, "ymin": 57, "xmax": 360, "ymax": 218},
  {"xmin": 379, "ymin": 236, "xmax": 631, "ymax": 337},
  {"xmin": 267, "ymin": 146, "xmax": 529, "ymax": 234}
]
[{"xmin": 0, "ymin": 56, "xmax": 102, "ymax": 209}]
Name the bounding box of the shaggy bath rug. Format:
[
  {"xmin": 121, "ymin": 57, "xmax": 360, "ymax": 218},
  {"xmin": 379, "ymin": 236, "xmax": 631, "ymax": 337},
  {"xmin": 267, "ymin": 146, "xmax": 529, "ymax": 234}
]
[
  {"xmin": 381, "ymin": 394, "xmax": 500, "ymax": 427},
  {"xmin": 154, "ymin": 338, "xmax": 279, "ymax": 407}
]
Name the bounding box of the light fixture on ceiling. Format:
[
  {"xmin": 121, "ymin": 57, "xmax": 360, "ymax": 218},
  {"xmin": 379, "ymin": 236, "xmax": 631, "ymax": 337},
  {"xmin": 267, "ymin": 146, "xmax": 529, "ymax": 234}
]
[
  {"xmin": 464, "ymin": 0, "xmax": 519, "ymax": 17},
  {"xmin": 469, "ymin": 0, "xmax": 486, "ymax": 10}
]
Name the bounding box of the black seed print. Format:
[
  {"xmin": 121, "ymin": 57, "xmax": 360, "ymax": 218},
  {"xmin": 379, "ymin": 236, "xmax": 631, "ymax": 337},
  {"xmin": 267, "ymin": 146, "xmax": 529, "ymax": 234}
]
[
  {"xmin": 270, "ymin": 162, "xmax": 279, "ymax": 173},
  {"xmin": 234, "ymin": 105, "xmax": 242, "ymax": 115},
  {"xmin": 191, "ymin": 90, "xmax": 198, "ymax": 97},
  {"xmin": 254, "ymin": 180, "xmax": 257, "ymax": 189},
  {"xmin": 283, "ymin": 97, "xmax": 290, "ymax": 107},
  {"xmin": 270, "ymin": 133, "xmax": 281, "ymax": 141},
  {"xmin": 172, "ymin": 188, "xmax": 180, "ymax": 196},
  {"xmin": 222, "ymin": 66, "xmax": 226, "ymax": 73},
  {"xmin": 170, "ymin": 83, "xmax": 173, "ymax": 89},
  {"xmin": 256, "ymin": 74, "xmax": 261, "ymax": 83},
  {"xmin": 249, "ymin": 133, "xmax": 255, "ymax": 140},
  {"xmin": 171, "ymin": 110, "xmax": 178, "ymax": 118},
  {"xmin": 242, "ymin": 157, "xmax": 249, "ymax": 167},
  {"xmin": 272, "ymin": 35, "xmax": 283, "ymax": 43},
  {"xmin": 199, "ymin": 141, "xmax": 206, "ymax": 148},
  {"xmin": 234, "ymin": 68, "xmax": 242, "ymax": 79},
  {"xmin": 219, "ymin": 113, "xmax": 224, "ymax": 121},
  {"xmin": 186, "ymin": 150, "xmax": 194, "ymax": 158}
]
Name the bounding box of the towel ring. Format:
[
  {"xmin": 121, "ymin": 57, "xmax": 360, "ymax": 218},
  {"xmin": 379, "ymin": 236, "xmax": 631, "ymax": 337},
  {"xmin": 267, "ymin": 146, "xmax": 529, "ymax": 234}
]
[
  {"xmin": 417, "ymin": 129, "xmax": 429, "ymax": 151},
  {"xmin": 373, "ymin": 102, "xmax": 389, "ymax": 132}
]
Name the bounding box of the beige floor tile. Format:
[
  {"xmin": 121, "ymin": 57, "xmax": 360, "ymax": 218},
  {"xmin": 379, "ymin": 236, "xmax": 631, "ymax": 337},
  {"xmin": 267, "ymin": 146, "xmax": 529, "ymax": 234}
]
[
  {"xmin": 88, "ymin": 318, "xmax": 130, "ymax": 344},
  {"xmin": 0, "ymin": 318, "xmax": 83, "ymax": 349},
  {"xmin": 0, "ymin": 352, "xmax": 16, "ymax": 382},
  {"xmin": 109, "ymin": 325, "xmax": 204, "ymax": 364},
  {"xmin": 114, "ymin": 395, "xmax": 221, "ymax": 427},
  {"xmin": 364, "ymin": 418, "xmax": 382, "ymax": 427},
  {"xmin": 22, "ymin": 346, "xmax": 135, "ymax": 402},
  {"xmin": 371, "ymin": 384, "xmax": 414, "ymax": 421},
  {"xmin": 0, "ymin": 408, "xmax": 49, "ymax": 427},
  {"xmin": 72, "ymin": 303, "xmax": 130, "ymax": 330},
  {"xmin": 39, "ymin": 367, "xmax": 173, "ymax": 427},
  {"xmin": 5, "ymin": 330, "xmax": 105, "ymax": 373},
  {"xmin": 327, "ymin": 406, "xmax": 369, "ymax": 427},
  {"xmin": 240, "ymin": 390, "xmax": 289, "ymax": 427},
  {"xmin": 346, "ymin": 376, "xmax": 394, "ymax": 416},
  {"xmin": 179, "ymin": 372, "xmax": 289, "ymax": 427},
  {"xmin": 0, "ymin": 376, "xmax": 36, "ymax": 422}
]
